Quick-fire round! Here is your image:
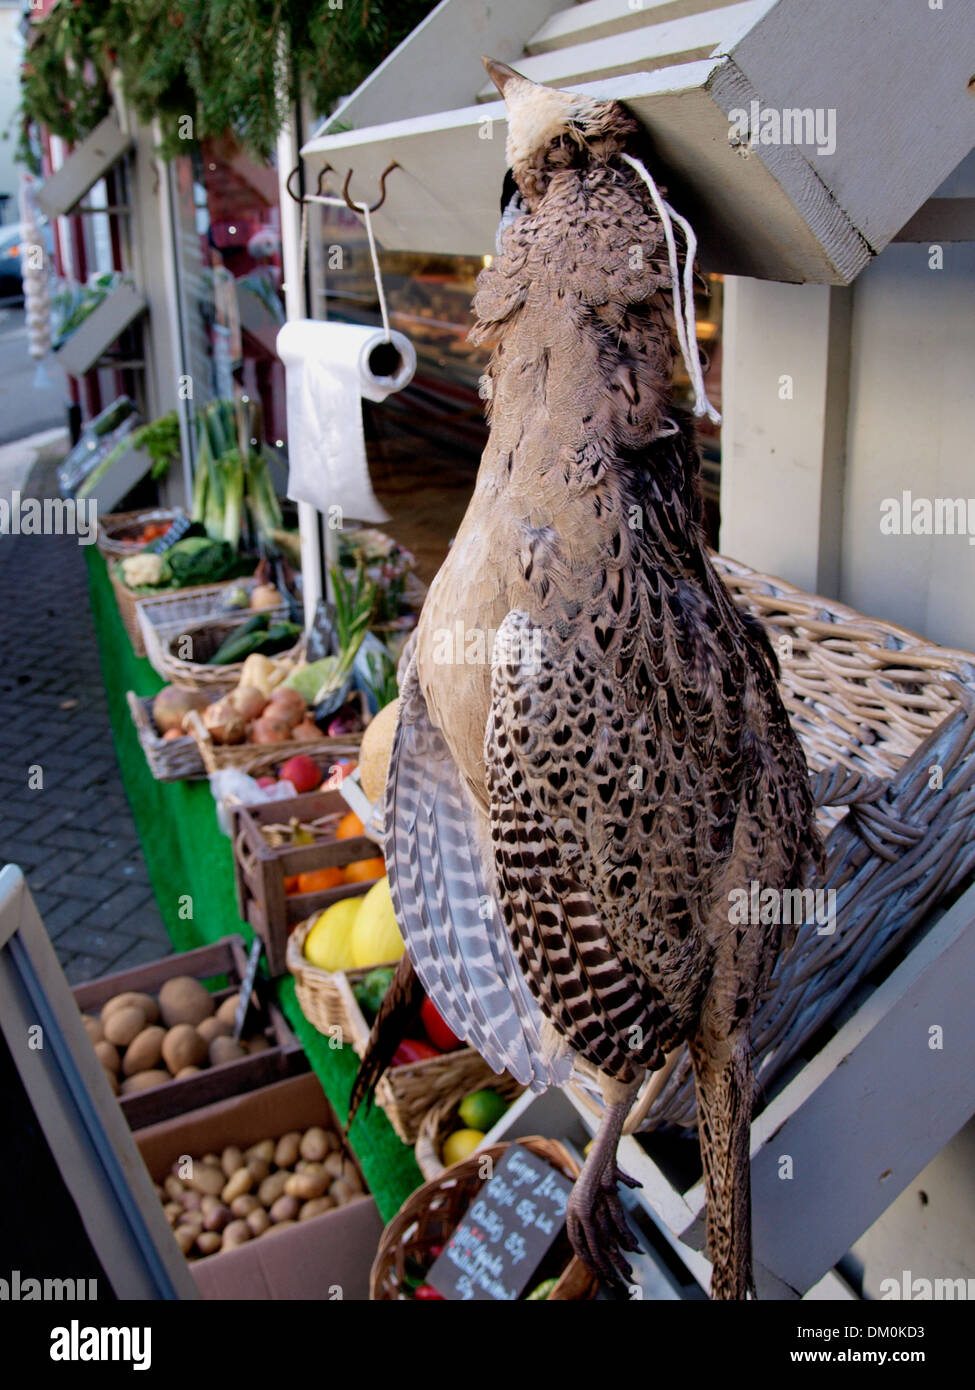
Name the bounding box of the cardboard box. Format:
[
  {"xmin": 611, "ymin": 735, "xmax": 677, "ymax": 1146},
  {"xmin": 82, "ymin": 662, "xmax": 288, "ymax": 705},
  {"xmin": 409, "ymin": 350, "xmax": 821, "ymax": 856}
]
[{"xmin": 136, "ymin": 1072, "xmax": 383, "ymax": 1300}]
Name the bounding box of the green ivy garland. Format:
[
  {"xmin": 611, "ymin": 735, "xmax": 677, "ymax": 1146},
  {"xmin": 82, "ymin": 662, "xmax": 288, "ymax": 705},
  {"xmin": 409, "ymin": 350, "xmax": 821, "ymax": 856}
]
[{"xmin": 20, "ymin": 0, "xmax": 434, "ymax": 164}]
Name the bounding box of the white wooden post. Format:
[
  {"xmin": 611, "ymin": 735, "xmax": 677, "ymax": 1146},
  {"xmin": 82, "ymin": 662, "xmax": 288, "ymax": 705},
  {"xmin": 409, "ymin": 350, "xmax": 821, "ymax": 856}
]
[{"xmin": 719, "ymin": 275, "xmax": 851, "ymax": 596}]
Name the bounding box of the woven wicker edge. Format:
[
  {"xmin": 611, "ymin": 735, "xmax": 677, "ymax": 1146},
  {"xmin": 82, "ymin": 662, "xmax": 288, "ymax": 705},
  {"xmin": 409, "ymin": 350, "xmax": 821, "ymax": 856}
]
[
  {"xmin": 185, "ymin": 708, "xmax": 362, "ymax": 776},
  {"xmin": 286, "ymin": 915, "xmax": 378, "ymax": 1046},
  {"xmin": 125, "ymin": 690, "xmax": 206, "ymax": 782},
  {"xmin": 369, "ymin": 1137, "xmax": 597, "ymax": 1301},
  {"xmin": 96, "ymin": 507, "xmax": 184, "ymax": 560},
  {"xmin": 415, "ymin": 1075, "xmax": 526, "ymax": 1181}
]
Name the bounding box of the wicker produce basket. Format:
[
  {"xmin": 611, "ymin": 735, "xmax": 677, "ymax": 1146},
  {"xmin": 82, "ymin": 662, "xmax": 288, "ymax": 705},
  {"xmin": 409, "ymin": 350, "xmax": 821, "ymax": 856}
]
[
  {"xmin": 137, "ymin": 579, "xmax": 290, "ymax": 683},
  {"xmin": 370, "ymin": 1137, "xmax": 597, "ymax": 1300},
  {"xmin": 574, "ymin": 553, "xmax": 975, "ymax": 1133},
  {"xmin": 126, "ymin": 690, "xmax": 207, "ymax": 782},
  {"xmin": 110, "ymin": 569, "xmax": 230, "ymax": 658},
  {"xmin": 232, "ymin": 788, "xmax": 382, "ymax": 976},
  {"xmin": 149, "ymin": 615, "xmax": 305, "ymax": 693},
  {"xmin": 288, "ymin": 916, "xmax": 508, "ymax": 1143},
  {"xmin": 185, "ymin": 708, "xmax": 361, "ymax": 778},
  {"xmin": 415, "ymin": 1075, "xmax": 526, "ymax": 1180},
  {"xmin": 96, "ymin": 507, "xmax": 185, "ymax": 561}
]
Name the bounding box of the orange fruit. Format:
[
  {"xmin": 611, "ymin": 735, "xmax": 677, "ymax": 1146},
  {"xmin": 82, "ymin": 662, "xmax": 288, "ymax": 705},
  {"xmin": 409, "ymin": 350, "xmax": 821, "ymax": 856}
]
[
  {"xmin": 343, "ymin": 857, "xmax": 385, "ymax": 884},
  {"xmin": 284, "ymin": 875, "xmax": 301, "ymax": 895},
  {"xmin": 336, "ymin": 812, "xmax": 365, "ymax": 840},
  {"xmin": 296, "ymin": 867, "xmax": 345, "ymax": 894}
]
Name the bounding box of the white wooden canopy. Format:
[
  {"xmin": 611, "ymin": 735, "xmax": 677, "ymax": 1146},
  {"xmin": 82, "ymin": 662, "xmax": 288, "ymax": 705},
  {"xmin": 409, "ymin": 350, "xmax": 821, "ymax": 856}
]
[{"xmin": 301, "ymin": 0, "xmax": 975, "ymax": 284}]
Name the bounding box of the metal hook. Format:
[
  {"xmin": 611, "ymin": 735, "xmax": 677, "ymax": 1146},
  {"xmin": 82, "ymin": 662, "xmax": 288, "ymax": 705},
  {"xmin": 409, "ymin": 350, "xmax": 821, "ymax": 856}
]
[
  {"xmin": 342, "ymin": 161, "xmax": 399, "ymax": 214},
  {"xmin": 285, "ymin": 163, "xmax": 336, "ymax": 203}
]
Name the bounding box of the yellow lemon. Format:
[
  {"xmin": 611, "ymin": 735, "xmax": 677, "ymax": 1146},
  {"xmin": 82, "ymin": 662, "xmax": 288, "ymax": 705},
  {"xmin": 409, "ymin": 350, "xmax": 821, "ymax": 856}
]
[
  {"xmin": 304, "ymin": 897, "xmax": 362, "ymax": 971},
  {"xmin": 351, "ymin": 876, "xmax": 404, "ymax": 969},
  {"xmin": 442, "ymin": 1128, "xmax": 486, "ymax": 1166}
]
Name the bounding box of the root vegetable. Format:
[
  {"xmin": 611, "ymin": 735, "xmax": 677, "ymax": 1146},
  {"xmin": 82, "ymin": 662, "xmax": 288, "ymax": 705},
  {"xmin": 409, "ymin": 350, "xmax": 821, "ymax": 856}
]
[
  {"xmin": 230, "ymin": 1195, "xmax": 260, "ymax": 1218},
  {"xmin": 244, "ymin": 1140, "xmax": 274, "ymax": 1165},
  {"xmin": 250, "ymin": 583, "xmax": 282, "ymax": 611},
  {"xmin": 246, "ymin": 1208, "xmax": 271, "ymax": 1237},
  {"xmin": 175, "ymin": 1065, "xmax": 202, "ymax": 1079},
  {"xmin": 269, "ymin": 1195, "xmax": 299, "ymax": 1224},
  {"xmin": 299, "ymin": 1197, "xmax": 336, "ymax": 1220},
  {"xmin": 258, "ymin": 1171, "xmax": 289, "ymax": 1207},
  {"xmin": 196, "ymin": 1232, "xmax": 223, "ymax": 1256},
  {"xmin": 250, "ymin": 713, "xmax": 292, "ymax": 744},
  {"xmin": 159, "ymin": 977, "xmax": 214, "ymax": 1028},
  {"xmin": 152, "ymin": 686, "xmax": 211, "ymax": 735},
  {"xmin": 102, "ymin": 991, "xmax": 159, "ymax": 1025},
  {"xmin": 186, "ymin": 1164, "xmax": 226, "ymax": 1198},
  {"xmin": 202, "ymin": 697, "xmax": 246, "ymax": 745},
  {"xmin": 197, "ymin": 1016, "xmax": 231, "ymax": 1045},
  {"xmin": 94, "ymin": 1040, "xmax": 120, "ymax": 1074},
  {"xmin": 82, "ymin": 1014, "xmax": 103, "ymax": 1044},
  {"xmin": 284, "ymin": 1167, "xmax": 329, "ymax": 1201},
  {"xmin": 209, "ymin": 1036, "xmax": 246, "ymax": 1067},
  {"xmin": 122, "ymin": 1025, "xmax": 166, "ymax": 1076},
  {"xmin": 119, "ymin": 1069, "xmax": 169, "ymax": 1095},
  {"xmin": 329, "ymin": 1179, "xmax": 356, "ymax": 1206},
  {"xmin": 203, "ymin": 1204, "xmax": 232, "ymax": 1233},
  {"xmin": 174, "ymin": 1226, "xmax": 197, "ymax": 1256},
  {"xmin": 222, "ymin": 1220, "xmax": 251, "ymax": 1250},
  {"xmin": 221, "ymin": 1169, "xmax": 254, "ymax": 1205},
  {"xmin": 273, "ymin": 1132, "xmax": 301, "ymax": 1169},
  {"xmin": 103, "ymin": 1006, "xmax": 148, "ymax": 1048},
  {"xmin": 162, "ymin": 1024, "xmax": 208, "ymax": 1075},
  {"xmin": 266, "ymin": 688, "xmax": 307, "ymax": 728},
  {"xmin": 164, "ymin": 1175, "xmax": 185, "ymax": 1202},
  {"xmin": 216, "ymin": 994, "xmax": 240, "ymax": 1027},
  {"xmin": 300, "ymin": 1127, "xmax": 330, "ymax": 1162},
  {"xmin": 246, "ymin": 1157, "xmax": 271, "ymax": 1184},
  {"xmin": 230, "ymin": 685, "xmax": 268, "ymax": 721},
  {"xmin": 220, "ymin": 1146, "xmax": 244, "ymax": 1178}
]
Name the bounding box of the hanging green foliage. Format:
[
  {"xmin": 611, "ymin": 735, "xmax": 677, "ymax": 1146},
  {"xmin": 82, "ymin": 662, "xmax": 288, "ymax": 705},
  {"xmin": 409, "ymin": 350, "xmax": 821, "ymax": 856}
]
[{"xmin": 20, "ymin": 0, "xmax": 435, "ymax": 161}]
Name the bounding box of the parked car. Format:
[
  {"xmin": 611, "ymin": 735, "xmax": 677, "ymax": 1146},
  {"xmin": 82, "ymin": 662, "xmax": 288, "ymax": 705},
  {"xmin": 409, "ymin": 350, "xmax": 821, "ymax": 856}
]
[{"xmin": 0, "ymin": 219, "xmax": 55, "ymax": 301}]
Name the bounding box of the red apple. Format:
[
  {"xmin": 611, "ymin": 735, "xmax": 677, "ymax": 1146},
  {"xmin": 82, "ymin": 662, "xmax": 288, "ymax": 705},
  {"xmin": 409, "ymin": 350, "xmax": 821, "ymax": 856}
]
[
  {"xmin": 277, "ymin": 754, "xmax": 322, "ymax": 794},
  {"xmin": 256, "ymin": 776, "xmax": 277, "ymax": 789}
]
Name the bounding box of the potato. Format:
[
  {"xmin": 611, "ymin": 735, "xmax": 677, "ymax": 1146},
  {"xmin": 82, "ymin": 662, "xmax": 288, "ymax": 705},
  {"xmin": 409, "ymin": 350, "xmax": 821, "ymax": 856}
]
[
  {"xmin": 216, "ymin": 993, "xmax": 241, "ymax": 1027},
  {"xmin": 81, "ymin": 1014, "xmax": 103, "ymax": 1045},
  {"xmin": 284, "ymin": 1167, "xmax": 329, "ymax": 1201},
  {"xmin": 246, "ymin": 1208, "xmax": 271, "ymax": 1237},
  {"xmin": 119, "ymin": 1069, "xmax": 168, "ymax": 1095},
  {"xmin": 163, "ymin": 1201, "xmax": 182, "ymax": 1225},
  {"xmin": 196, "ymin": 1016, "xmax": 231, "ymax": 1045},
  {"xmin": 258, "ymin": 1171, "xmax": 290, "ymax": 1207},
  {"xmin": 179, "ymin": 1191, "xmax": 201, "ymax": 1212},
  {"xmin": 186, "ymin": 1164, "xmax": 226, "ymax": 1198},
  {"xmin": 246, "ymin": 1035, "xmax": 271, "ymax": 1054},
  {"xmin": 329, "ymin": 1179, "xmax": 356, "ymax": 1206},
  {"xmin": 244, "ymin": 1140, "xmax": 274, "ymax": 1165},
  {"xmin": 102, "ymin": 992, "xmax": 159, "ymax": 1025},
  {"xmin": 93, "ymin": 1039, "xmax": 120, "ymax": 1073},
  {"xmin": 203, "ymin": 1203, "xmax": 232, "ymax": 1233},
  {"xmin": 299, "ymin": 1196, "xmax": 336, "ymax": 1221},
  {"xmin": 222, "ymin": 1220, "xmax": 251, "ymax": 1250},
  {"xmin": 209, "ymin": 1036, "xmax": 246, "ymax": 1067},
  {"xmin": 161, "ymin": 1024, "xmax": 207, "ymax": 1075},
  {"xmin": 342, "ymin": 1158, "xmax": 363, "ymax": 1192},
  {"xmin": 122, "ymin": 1025, "xmax": 166, "ymax": 1077},
  {"xmin": 221, "ymin": 1169, "xmax": 253, "ymax": 1205},
  {"xmin": 299, "ymin": 1127, "xmax": 330, "ymax": 1162},
  {"xmin": 104, "ymin": 1070, "xmax": 119, "ymax": 1095},
  {"xmin": 177, "ymin": 1214, "xmax": 203, "ymax": 1240},
  {"xmin": 196, "ymin": 1232, "xmax": 223, "ymax": 1257},
  {"xmin": 230, "ymin": 1194, "xmax": 260, "ymax": 1218},
  {"xmin": 265, "ymin": 1219, "xmax": 296, "ymax": 1234},
  {"xmin": 158, "ymin": 976, "xmax": 213, "ymax": 1029},
  {"xmin": 246, "ymin": 1157, "xmax": 271, "ymax": 1184},
  {"xmin": 202, "ymin": 1154, "xmax": 221, "ymax": 1167},
  {"xmin": 175, "ymin": 1065, "xmax": 202, "ymax": 1079},
  {"xmin": 269, "ymin": 1195, "xmax": 299, "ymax": 1224},
  {"xmin": 221, "ymin": 1145, "xmax": 244, "ymax": 1179},
  {"xmin": 322, "ymin": 1152, "xmax": 345, "ymax": 1181},
  {"xmin": 163, "ymin": 1174, "xmax": 185, "ymax": 1202},
  {"xmin": 103, "ymin": 1006, "xmax": 148, "ymax": 1049},
  {"xmin": 174, "ymin": 1226, "xmax": 197, "ymax": 1256},
  {"xmin": 273, "ymin": 1132, "xmax": 301, "ymax": 1169}
]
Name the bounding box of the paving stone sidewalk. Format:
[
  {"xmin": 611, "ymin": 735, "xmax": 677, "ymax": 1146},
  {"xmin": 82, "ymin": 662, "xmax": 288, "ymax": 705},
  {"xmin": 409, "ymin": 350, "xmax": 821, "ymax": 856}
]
[{"xmin": 0, "ymin": 443, "xmax": 169, "ymax": 982}]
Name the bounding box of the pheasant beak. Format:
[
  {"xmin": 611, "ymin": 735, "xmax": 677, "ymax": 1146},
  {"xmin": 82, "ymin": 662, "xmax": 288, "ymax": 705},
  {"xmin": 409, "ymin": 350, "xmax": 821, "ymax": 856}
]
[{"xmin": 482, "ymin": 57, "xmax": 522, "ymax": 96}]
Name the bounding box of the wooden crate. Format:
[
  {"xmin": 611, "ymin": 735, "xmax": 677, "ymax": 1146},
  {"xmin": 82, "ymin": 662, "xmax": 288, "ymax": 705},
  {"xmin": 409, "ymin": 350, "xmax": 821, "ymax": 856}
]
[
  {"xmin": 72, "ymin": 935, "xmax": 306, "ymax": 1130},
  {"xmin": 231, "ymin": 788, "xmax": 381, "ymax": 977}
]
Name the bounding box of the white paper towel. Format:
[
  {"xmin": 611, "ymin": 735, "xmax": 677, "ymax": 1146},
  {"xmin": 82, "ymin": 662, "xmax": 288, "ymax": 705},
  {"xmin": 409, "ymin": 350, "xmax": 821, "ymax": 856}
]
[{"xmin": 276, "ymin": 320, "xmax": 416, "ymax": 525}]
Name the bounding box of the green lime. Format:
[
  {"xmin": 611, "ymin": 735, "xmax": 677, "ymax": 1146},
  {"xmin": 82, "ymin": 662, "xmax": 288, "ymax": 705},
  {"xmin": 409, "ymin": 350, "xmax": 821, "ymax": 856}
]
[
  {"xmin": 526, "ymin": 1277, "xmax": 558, "ymax": 1301},
  {"xmin": 458, "ymin": 1089, "xmax": 509, "ymax": 1132}
]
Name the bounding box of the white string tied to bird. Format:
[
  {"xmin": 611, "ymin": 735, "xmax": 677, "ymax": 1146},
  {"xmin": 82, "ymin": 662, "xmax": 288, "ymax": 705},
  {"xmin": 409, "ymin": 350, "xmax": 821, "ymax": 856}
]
[{"xmin": 621, "ymin": 152, "xmax": 721, "ymax": 426}]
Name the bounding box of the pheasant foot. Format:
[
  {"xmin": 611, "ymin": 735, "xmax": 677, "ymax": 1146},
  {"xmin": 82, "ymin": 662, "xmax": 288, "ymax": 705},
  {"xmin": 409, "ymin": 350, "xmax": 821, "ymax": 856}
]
[{"xmin": 566, "ymin": 1077, "xmax": 642, "ymax": 1288}]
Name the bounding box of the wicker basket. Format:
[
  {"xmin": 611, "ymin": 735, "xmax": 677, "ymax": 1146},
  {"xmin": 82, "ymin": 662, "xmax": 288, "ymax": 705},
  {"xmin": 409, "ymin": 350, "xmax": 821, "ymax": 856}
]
[
  {"xmin": 147, "ymin": 615, "xmax": 305, "ymax": 693},
  {"xmin": 288, "ymin": 917, "xmax": 508, "ymax": 1143},
  {"xmin": 370, "ymin": 1137, "xmax": 597, "ymax": 1300},
  {"xmin": 415, "ymin": 1076, "xmax": 526, "ymax": 1181},
  {"xmin": 110, "ymin": 569, "xmax": 231, "ymax": 658},
  {"xmin": 126, "ymin": 690, "xmax": 207, "ymax": 782},
  {"xmin": 137, "ymin": 579, "xmax": 290, "ymax": 683},
  {"xmin": 96, "ymin": 507, "xmax": 185, "ymax": 561},
  {"xmin": 575, "ymin": 553, "xmax": 975, "ymax": 1132},
  {"xmin": 185, "ymin": 708, "xmax": 361, "ymax": 778}
]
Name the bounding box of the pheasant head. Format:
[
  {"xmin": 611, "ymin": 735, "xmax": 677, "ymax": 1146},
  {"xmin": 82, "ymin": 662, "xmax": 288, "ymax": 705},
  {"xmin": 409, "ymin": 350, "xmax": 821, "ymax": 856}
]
[{"xmin": 483, "ymin": 56, "xmax": 640, "ymax": 208}]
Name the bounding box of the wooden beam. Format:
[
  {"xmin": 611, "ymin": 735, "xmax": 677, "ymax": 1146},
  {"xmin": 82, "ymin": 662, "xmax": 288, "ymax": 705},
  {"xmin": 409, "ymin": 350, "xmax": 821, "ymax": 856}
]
[{"xmin": 527, "ymin": 0, "xmax": 748, "ymax": 55}]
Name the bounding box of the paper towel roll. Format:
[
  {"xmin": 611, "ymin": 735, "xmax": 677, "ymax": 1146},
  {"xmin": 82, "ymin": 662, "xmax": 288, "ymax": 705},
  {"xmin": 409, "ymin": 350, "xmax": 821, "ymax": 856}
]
[{"xmin": 276, "ymin": 320, "xmax": 415, "ymax": 525}]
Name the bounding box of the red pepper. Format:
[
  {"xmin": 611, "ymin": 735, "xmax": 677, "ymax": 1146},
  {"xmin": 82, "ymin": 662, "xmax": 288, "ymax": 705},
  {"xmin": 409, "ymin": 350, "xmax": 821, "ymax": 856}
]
[
  {"xmin": 420, "ymin": 997, "xmax": 462, "ymax": 1052},
  {"xmin": 391, "ymin": 1038, "xmax": 441, "ymax": 1067},
  {"xmin": 414, "ymin": 1284, "xmax": 444, "ymax": 1300}
]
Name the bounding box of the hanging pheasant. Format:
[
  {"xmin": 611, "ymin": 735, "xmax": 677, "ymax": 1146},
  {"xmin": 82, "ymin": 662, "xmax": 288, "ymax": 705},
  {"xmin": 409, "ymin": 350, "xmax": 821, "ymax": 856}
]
[{"xmin": 351, "ymin": 58, "xmax": 823, "ymax": 1299}]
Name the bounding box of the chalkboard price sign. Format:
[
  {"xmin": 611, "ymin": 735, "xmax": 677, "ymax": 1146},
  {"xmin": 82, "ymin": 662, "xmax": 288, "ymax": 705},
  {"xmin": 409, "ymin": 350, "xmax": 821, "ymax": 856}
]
[{"xmin": 426, "ymin": 1144, "xmax": 575, "ymax": 1301}]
